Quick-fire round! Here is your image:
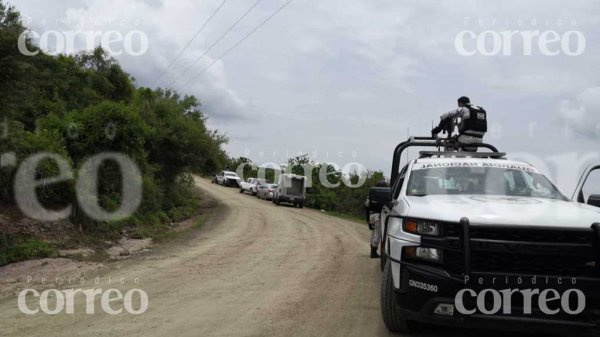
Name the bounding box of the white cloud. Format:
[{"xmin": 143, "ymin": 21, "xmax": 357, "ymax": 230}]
[
  {"xmin": 8, "ymin": 0, "xmax": 600, "ymax": 173},
  {"xmin": 560, "ymin": 87, "xmax": 600, "ymax": 139}
]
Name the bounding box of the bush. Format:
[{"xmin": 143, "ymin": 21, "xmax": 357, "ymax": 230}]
[
  {"xmin": 0, "ymin": 1, "xmax": 230, "ymax": 261},
  {"xmin": 0, "ymin": 122, "xmax": 72, "ymax": 205},
  {"xmin": 0, "ymin": 235, "xmax": 57, "ymax": 266}
]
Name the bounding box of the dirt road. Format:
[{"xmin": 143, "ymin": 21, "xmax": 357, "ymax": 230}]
[{"xmin": 0, "ymin": 178, "xmax": 521, "ymax": 337}]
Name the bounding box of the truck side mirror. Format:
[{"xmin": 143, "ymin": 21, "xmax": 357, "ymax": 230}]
[
  {"xmin": 369, "ymin": 187, "xmax": 392, "ymax": 211},
  {"xmin": 587, "ymin": 194, "xmax": 600, "ymax": 208}
]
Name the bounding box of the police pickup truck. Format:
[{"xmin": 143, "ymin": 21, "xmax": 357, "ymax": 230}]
[{"xmin": 369, "ymin": 137, "xmax": 600, "ymax": 335}]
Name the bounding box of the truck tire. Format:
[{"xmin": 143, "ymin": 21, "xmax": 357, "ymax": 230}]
[
  {"xmin": 239, "ymin": 188, "xmax": 244, "ymax": 193},
  {"xmin": 298, "ymin": 203, "xmax": 304, "ymax": 209},
  {"xmin": 381, "ymin": 260, "xmax": 411, "ymax": 333}
]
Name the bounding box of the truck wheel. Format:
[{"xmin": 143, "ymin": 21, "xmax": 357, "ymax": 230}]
[
  {"xmin": 298, "ymin": 203, "xmax": 304, "ymax": 209},
  {"xmin": 381, "ymin": 260, "xmax": 411, "ymax": 333},
  {"xmin": 239, "ymin": 188, "xmax": 244, "ymax": 193}
]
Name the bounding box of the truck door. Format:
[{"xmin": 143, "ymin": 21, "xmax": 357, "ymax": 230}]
[
  {"xmin": 573, "ymin": 164, "xmax": 600, "ymax": 208},
  {"xmin": 381, "ymin": 165, "xmax": 408, "ymax": 255}
]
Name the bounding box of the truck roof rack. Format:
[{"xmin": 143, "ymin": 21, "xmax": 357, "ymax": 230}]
[
  {"xmin": 418, "ymin": 151, "xmax": 506, "ymax": 159},
  {"xmin": 390, "ymin": 136, "xmax": 500, "ymax": 184}
]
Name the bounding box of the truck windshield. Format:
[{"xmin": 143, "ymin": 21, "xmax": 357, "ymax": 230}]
[{"xmin": 407, "ymin": 166, "xmax": 567, "ymax": 200}]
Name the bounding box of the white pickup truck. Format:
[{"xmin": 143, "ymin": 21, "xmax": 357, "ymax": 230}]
[
  {"xmin": 212, "ymin": 171, "xmax": 242, "ymax": 187},
  {"xmin": 239, "ymin": 178, "xmax": 265, "ymax": 196},
  {"xmin": 368, "ymin": 137, "xmax": 600, "ymax": 335}
]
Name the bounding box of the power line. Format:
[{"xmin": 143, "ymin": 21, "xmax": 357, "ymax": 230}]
[
  {"xmin": 168, "ymin": 0, "xmax": 264, "ymax": 88},
  {"xmin": 182, "ymin": 0, "xmax": 294, "ymax": 89},
  {"xmin": 151, "ymin": 0, "xmax": 228, "ymax": 87}
]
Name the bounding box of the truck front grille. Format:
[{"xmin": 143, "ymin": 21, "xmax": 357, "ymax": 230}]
[
  {"xmin": 435, "ymin": 224, "xmax": 600, "ymax": 278},
  {"xmin": 444, "ymin": 251, "xmax": 598, "ymax": 277},
  {"xmin": 469, "ymin": 227, "xmax": 594, "ymax": 245}
]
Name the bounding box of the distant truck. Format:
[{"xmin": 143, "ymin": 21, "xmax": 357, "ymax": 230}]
[
  {"xmin": 212, "ymin": 171, "xmax": 242, "ymax": 187},
  {"xmin": 273, "ymin": 174, "xmax": 307, "ymax": 208}
]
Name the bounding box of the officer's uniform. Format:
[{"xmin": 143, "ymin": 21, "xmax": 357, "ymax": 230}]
[
  {"xmin": 365, "ymin": 199, "xmax": 382, "ymax": 257},
  {"xmin": 440, "ymin": 104, "xmax": 487, "ymax": 151},
  {"xmin": 369, "ymin": 212, "xmax": 381, "ymax": 249}
]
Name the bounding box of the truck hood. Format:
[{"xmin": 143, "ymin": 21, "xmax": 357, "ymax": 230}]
[{"xmin": 403, "ymin": 195, "xmax": 600, "ymax": 228}]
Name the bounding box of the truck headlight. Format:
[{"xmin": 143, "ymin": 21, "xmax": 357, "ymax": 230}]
[
  {"xmin": 403, "ymin": 219, "xmax": 440, "ymax": 236},
  {"xmin": 404, "ymin": 247, "xmax": 443, "ymax": 263}
]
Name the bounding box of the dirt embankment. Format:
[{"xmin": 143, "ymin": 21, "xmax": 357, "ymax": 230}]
[{"xmin": 0, "ymin": 186, "xmax": 220, "ymax": 297}]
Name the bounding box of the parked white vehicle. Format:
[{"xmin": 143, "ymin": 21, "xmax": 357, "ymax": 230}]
[
  {"xmin": 257, "ymin": 183, "xmax": 277, "ymax": 200},
  {"xmin": 239, "ymin": 178, "xmax": 265, "ymax": 195},
  {"xmin": 368, "ymin": 136, "xmax": 600, "ymax": 334},
  {"xmin": 273, "ymin": 174, "xmax": 307, "ymax": 208},
  {"xmin": 213, "ymin": 171, "xmax": 242, "ymax": 187}
]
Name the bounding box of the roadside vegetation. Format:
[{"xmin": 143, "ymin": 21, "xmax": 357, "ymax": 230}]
[
  {"xmin": 1, "ymin": 2, "xmax": 381, "ymax": 266},
  {"xmin": 0, "ymin": 2, "xmax": 228, "ymax": 265}
]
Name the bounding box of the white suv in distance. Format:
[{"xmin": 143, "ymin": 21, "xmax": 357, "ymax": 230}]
[{"xmin": 213, "ymin": 171, "xmax": 242, "ymax": 187}]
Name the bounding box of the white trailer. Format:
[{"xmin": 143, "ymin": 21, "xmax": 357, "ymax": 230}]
[{"xmin": 273, "ymin": 174, "xmax": 307, "ymax": 208}]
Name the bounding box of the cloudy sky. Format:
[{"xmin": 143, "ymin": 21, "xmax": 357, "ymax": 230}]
[{"xmin": 9, "ymin": 0, "xmax": 600, "ymax": 193}]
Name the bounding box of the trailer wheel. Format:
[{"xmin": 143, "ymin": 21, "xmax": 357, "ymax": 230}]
[{"xmin": 381, "ymin": 260, "xmax": 411, "ymax": 333}]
